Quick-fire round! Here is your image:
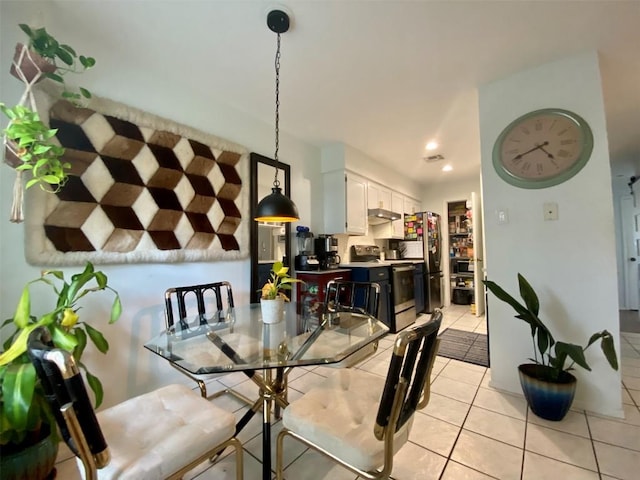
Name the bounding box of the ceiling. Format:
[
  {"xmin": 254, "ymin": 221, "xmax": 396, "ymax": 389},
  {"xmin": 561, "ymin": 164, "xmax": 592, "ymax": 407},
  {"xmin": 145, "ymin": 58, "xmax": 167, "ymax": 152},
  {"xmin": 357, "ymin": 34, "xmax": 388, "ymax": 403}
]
[{"xmin": 47, "ymin": 0, "xmax": 640, "ymax": 186}]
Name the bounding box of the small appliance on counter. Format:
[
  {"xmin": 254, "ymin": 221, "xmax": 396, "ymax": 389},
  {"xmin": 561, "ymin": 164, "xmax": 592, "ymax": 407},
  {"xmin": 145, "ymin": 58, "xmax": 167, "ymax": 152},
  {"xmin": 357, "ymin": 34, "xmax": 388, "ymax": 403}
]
[
  {"xmin": 386, "ymin": 249, "xmax": 400, "ymax": 260},
  {"xmin": 294, "ymin": 226, "xmax": 319, "ymax": 271},
  {"xmin": 315, "ymin": 234, "xmax": 341, "ymax": 270}
]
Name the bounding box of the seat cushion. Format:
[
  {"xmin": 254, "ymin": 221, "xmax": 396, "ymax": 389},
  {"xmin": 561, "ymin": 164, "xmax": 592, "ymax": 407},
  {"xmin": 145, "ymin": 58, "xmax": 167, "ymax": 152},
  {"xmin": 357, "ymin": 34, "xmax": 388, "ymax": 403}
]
[
  {"xmin": 282, "ymin": 369, "xmax": 413, "ymax": 471},
  {"xmin": 92, "ymin": 384, "xmax": 236, "ymax": 479}
]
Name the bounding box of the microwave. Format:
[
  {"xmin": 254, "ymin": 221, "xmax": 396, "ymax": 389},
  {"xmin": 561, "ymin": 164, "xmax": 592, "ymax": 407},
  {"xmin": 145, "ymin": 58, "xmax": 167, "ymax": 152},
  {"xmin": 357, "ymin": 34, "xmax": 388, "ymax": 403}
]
[{"xmin": 454, "ymin": 260, "xmax": 472, "ymax": 273}]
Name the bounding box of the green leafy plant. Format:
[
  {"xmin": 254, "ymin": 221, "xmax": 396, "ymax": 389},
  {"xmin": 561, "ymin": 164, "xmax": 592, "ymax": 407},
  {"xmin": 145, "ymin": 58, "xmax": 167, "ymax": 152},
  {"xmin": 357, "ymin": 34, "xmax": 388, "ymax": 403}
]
[
  {"xmin": 1, "ymin": 103, "xmax": 69, "ymax": 191},
  {"xmin": 0, "ymin": 262, "xmax": 121, "ymax": 448},
  {"xmin": 260, "ymin": 261, "xmax": 303, "ymax": 301},
  {"xmin": 18, "ymin": 23, "xmax": 96, "ymax": 102},
  {"xmin": 484, "ymin": 273, "xmax": 618, "ymax": 381}
]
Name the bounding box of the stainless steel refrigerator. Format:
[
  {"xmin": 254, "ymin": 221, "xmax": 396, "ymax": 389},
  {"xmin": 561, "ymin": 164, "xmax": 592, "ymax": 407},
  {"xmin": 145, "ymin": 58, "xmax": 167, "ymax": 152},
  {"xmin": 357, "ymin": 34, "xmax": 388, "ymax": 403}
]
[{"xmin": 400, "ymin": 211, "xmax": 443, "ymax": 313}]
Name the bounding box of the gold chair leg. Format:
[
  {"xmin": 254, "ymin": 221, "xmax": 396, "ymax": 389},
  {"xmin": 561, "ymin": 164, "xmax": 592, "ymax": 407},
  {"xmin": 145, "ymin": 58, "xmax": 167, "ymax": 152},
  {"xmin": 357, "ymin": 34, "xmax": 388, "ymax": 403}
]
[
  {"xmin": 275, "ymin": 428, "xmax": 288, "ymax": 480},
  {"xmin": 167, "ymin": 436, "xmax": 243, "ymax": 480},
  {"xmin": 231, "ymin": 437, "xmax": 244, "ymax": 480}
]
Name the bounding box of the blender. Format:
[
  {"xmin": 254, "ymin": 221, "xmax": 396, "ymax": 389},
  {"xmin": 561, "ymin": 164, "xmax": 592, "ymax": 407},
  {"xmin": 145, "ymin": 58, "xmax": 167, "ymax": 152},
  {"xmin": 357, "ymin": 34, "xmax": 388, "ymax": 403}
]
[{"xmin": 294, "ymin": 227, "xmax": 319, "ymax": 271}]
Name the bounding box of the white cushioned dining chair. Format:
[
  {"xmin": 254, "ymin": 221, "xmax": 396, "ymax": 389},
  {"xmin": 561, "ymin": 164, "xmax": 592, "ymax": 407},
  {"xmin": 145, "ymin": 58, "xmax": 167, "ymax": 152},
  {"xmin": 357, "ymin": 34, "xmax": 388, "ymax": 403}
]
[
  {"xmin": 323, "ymin": 279, "xmax": 382, "ymax": 367},
  {"xmin": 276, "ymin": 309, "xmax": 442, "ymax": 480},
  {"xmin": 27, "ymin": 327, "xmax": 243, "ymax": 480},
  {"xmin": 164, "ymin": 281, "xmax": 254, "ymax": 404}
]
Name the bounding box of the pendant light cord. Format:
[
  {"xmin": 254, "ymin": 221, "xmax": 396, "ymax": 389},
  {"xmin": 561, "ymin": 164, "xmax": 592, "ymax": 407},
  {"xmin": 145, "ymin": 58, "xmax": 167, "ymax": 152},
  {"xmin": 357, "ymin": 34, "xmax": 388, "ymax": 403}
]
[{"xmin": 273, "ymin": 32, "xmax": 281, "ymax": 188}]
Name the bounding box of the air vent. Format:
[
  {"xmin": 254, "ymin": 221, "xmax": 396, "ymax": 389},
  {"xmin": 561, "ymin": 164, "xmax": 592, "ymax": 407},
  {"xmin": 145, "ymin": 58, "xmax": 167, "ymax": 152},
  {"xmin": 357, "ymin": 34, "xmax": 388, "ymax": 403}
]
[{"xmin": 424, "ymin": 154, "xmax": 445, "ymax": 163}]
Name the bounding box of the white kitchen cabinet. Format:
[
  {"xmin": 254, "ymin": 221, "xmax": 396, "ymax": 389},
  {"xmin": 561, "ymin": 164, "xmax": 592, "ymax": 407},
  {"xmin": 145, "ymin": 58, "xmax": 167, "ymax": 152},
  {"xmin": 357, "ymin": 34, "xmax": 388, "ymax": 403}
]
[
  {"xmin": 367, "ymin": 182, "xmax": 392, "ymax": 210},
  {"xmin": 404, "ymin": 197, "xmax": 422, "ymax": 215},
  {"xmin": 391, "ymin": 191, "xmax": 405, "ymax": 238},
  {"xmin": 323, "ymin": 170, "xmax": 367, "ymax": 235}
]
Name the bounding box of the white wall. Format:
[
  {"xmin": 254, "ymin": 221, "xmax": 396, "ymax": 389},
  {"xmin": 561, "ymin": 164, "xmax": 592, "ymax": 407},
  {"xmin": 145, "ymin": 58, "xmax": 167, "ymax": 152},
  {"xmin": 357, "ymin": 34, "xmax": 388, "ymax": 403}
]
[
  {"xmin": 318, "ymin": 142, "xmax": 425, "ymax": 251},
  {"xmin": 321, "ymin": 143, "xmax": 424, "ymax": 196},
  {"xmin": 421, "ymin": 175, "xmax": 481, "ymax": 217},
  {"xmin": 479, "ymin": 52, "xmax": 622, "ymax": 417},
  {"xmin": 0, "ymin": 2, "xmax": 320, "ymax": 408}
]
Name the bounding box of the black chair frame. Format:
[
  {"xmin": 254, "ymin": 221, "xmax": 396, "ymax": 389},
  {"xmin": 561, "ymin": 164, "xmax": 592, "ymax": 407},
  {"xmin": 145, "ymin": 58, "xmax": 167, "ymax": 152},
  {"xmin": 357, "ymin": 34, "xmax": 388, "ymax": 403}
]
[
  {"xmin": 164, "ymin": 281, "xmax": 235, "ymax": 330},
  {"xmin": 324, "ymin": 279, "xmax": 381, "ymax": 317},
  {"xmin": 276, "ymin": 310, "xmax": 442, "ymax": 479},
  {"xmin": 27, "ymin": 327, "xmax": 244, "ymax": 480},
  {"xmin": 164, "ymin": 281, "xmax": 253, "ymax": 404}
]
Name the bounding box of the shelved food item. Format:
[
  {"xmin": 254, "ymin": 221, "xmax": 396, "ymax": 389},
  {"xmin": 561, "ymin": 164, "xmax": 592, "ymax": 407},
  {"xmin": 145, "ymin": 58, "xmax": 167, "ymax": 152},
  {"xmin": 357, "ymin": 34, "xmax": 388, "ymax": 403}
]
[{"xmin": 448, "ymin": 200, "xmax": 474, "ymax": 305}]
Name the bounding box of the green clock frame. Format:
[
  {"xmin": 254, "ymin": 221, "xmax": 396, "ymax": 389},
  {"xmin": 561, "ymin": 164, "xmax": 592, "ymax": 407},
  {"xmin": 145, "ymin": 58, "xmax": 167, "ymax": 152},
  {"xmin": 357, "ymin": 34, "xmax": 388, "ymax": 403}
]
[{"xmin": 492, "ymin": 108, "xmax": 594, "ymax": 189}]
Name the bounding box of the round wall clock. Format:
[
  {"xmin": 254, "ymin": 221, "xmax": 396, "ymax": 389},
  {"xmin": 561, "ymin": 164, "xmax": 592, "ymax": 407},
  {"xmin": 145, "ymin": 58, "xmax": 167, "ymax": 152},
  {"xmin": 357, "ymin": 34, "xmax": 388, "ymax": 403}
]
[{"xmin": 492, "ymin": 108, "xmax": 593, "ymax": 189}]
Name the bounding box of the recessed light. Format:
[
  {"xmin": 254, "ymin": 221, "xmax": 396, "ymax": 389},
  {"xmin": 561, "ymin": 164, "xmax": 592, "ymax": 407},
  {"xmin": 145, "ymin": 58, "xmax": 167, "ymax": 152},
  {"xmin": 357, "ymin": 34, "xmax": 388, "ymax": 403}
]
[
  {"xmin": 425, "ymin": 141, "xmax": 438, "ymax": 151},
  {"xmin": 442, "ymin": 164, "xmax": 453, "ymax": 172}
]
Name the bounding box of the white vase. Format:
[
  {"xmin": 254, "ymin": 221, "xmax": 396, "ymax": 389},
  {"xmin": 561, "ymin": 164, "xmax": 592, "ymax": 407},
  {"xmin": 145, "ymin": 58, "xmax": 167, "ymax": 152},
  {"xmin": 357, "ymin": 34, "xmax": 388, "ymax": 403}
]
[{"xmin": 260, "ymin": 297, "xmax": 285, "ymax": 324}]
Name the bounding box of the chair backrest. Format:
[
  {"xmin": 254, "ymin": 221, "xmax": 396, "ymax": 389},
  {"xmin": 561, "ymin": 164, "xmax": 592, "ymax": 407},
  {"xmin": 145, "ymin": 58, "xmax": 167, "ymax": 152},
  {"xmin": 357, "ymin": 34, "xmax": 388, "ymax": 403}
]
[
  {"xmin": 324, "ymin": 280, "xmax": 381, "ymax": 317},
  {"xmin": 27, "ymin": 327, "xmax": 111, "ymax": 476},
  {"xmin": 164, "ymin": 281, "xmax": 234, "ymax": 330},
  {"xmin": 374, "ymin": 309, "xmax": 442, "ymax": 440}
]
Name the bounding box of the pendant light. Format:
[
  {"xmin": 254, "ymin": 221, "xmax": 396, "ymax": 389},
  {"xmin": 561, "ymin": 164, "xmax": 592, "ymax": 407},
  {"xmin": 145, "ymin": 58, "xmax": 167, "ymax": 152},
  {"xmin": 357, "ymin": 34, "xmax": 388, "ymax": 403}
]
[{"xmin": 254, "ymin": 9, "xmax": 300, "ymax": 223}]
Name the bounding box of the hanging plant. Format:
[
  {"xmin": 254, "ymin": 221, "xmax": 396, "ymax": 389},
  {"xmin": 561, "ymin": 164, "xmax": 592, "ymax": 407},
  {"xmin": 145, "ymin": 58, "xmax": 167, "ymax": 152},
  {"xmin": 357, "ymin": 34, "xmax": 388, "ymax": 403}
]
[
  {"xmin": 13, "ymin": 24, "xmax": 96, "ymax": 103},
  {"xmin": 2, "ymin": 23, "xmax": 96, "ymax": 223},
  {"xmin": 1, "ymin": 103, "xmax": 69, "ymax": 191}
]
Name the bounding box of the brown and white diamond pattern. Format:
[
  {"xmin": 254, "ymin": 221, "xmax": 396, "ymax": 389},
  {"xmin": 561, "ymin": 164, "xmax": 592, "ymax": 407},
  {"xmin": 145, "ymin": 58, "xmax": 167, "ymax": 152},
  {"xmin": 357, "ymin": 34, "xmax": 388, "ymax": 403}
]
[{"xmin": 44, "ymin": 101, "xmax": 243, "ymax": 253}]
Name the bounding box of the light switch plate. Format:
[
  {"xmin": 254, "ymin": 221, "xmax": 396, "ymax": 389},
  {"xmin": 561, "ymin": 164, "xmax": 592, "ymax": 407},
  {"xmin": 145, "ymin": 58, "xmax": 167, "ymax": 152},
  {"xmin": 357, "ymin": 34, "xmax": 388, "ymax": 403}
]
[
  {"xmin": 543, "ymin": 202, "xmax": 558, "ymax": 221},
  {"xmin": 496, "ymin": 208, "xmax": 509, "ymax": 224}
]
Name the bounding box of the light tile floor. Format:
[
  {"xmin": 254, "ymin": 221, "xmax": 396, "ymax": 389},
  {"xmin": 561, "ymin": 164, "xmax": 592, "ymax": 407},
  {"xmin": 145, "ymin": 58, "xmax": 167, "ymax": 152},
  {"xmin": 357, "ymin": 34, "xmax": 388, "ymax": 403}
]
[{"xmin": 55, "ymin": 305, "xmax": 640, "ymax": 479}]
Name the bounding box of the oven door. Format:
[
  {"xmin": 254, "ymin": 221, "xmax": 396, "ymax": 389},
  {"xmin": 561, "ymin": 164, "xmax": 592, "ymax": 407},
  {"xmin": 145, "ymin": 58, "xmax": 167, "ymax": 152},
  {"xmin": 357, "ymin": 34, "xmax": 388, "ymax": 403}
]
[{"xmin": 391, "ymin": 264, "xmax": 416, "ymax": 331}]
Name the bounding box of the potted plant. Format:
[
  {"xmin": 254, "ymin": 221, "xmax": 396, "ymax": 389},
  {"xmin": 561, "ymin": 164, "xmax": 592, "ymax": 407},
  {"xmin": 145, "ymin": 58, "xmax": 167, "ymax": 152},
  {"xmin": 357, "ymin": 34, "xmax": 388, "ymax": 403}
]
[
  {"xmin": 0, "ymin": 262, "xmax": 121, "ymax": 479},
  {"xmin": 484, "ymin": 273, "xmax": 618, "ymax": 421},
  {"xmin": 259, "ymin": 261, "xmax": 303, "ymax": 324},
  {"xmin": 1, "ymin": 103, "xmax": 69, "ymax": 190},
  {"xmin": 2, "ymin": 23, "xmax": 96, "ymax": 222},
  {"xmin": 12, "ymin": 23, "xmax": 96, "ymax": 103}
]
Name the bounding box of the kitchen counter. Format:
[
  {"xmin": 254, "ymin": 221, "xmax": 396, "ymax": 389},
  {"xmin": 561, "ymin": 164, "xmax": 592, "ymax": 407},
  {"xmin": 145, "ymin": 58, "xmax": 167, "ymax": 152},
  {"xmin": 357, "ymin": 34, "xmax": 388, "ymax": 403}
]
[
  {"xmin": 340, "ymin": 262, "xmax": 389, "ymax": 268},
  {"xmin": 340, "ymin": 260, "xmax": 424, "ymax": 268},
  {"xmin": 294, "ymin": 268, "xmax": 352, "ymax": 274}
]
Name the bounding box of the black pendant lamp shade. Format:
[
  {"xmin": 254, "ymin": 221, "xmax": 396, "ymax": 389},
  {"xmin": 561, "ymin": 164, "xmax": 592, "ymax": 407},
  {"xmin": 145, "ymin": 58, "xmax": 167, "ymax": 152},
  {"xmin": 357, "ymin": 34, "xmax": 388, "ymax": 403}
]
[
  {"xmin": 255, "ymin": 186, "xmax": 299, "ymax": 222},
  {"xmin": 254, "ymin": 9, "xmax": 300, "ymax": 223}
]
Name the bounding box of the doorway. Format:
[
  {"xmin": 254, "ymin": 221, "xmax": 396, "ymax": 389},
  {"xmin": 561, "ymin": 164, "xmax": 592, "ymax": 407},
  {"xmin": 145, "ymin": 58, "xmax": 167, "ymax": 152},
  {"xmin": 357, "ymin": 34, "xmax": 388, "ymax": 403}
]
[{"xmin": 621, "ymin": 195, "xmax": 640, "ymax": 310}]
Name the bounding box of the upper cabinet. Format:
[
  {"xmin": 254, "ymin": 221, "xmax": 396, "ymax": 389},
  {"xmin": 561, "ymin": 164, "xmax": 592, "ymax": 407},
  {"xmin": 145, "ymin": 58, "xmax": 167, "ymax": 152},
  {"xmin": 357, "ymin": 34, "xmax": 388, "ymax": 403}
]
[
  {"xmin": 323, "ymin": 170, "xmax": 367, "ymax": 235},
  {"xmin": 367, "ymin": 182, "xmax": 392, "ymax": 210},
  {"xmin": 391, "ymin": 192, "xmax": 405, "ymax": 237},
  {"xmin": 404, "ymin": 197, "xmax": 422, "ymax": 216}
]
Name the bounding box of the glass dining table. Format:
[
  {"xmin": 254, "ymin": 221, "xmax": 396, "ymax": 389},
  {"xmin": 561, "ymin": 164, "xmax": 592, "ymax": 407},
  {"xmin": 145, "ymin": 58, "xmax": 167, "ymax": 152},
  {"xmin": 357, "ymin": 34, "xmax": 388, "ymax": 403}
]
[{"xmin": 144, "ymin": 302, "xmax": 389, "ymax": 479}]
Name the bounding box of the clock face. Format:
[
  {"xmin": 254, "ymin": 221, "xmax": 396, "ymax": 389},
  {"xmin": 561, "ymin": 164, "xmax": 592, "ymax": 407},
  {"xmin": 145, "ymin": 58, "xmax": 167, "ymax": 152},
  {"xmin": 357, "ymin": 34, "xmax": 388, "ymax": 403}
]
[{"xmin": 492, "ymin": 109, "xmax": 593, "ymax": 189}]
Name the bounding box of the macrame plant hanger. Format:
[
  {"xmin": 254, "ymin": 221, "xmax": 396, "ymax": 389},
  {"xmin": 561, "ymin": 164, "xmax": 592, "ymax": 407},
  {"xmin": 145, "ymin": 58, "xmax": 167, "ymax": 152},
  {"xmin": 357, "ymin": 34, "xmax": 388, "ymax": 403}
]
[{"xmin": 4, "ymin": 45, "xmax": 50, "ymax": 223}]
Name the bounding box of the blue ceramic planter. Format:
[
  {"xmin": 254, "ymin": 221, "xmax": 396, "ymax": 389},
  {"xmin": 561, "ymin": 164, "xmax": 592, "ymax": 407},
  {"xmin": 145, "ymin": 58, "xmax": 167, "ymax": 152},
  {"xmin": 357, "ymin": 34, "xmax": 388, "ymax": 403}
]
[{"xmin": 518, "ymin": 364, "xmax": 577, "ymax": 421}]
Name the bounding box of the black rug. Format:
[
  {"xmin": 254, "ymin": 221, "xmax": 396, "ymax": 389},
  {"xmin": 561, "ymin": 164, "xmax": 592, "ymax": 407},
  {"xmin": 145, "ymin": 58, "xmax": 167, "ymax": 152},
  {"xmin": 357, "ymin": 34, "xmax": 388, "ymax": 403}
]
[{"xmin": 437, "ymin": 328, "xmax": 489, "ymax": 367}]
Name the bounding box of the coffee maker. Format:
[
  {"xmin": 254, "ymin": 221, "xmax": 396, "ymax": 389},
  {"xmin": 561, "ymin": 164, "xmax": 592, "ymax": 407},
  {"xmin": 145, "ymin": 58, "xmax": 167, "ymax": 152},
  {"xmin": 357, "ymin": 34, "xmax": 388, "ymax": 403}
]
[
  {"xmin": 315, "ymin": 234, "xmax": 341, "ymax": 270},
  {"xmin": 295, "ymin": 229, "xmax": 319, "ymax": 271}
]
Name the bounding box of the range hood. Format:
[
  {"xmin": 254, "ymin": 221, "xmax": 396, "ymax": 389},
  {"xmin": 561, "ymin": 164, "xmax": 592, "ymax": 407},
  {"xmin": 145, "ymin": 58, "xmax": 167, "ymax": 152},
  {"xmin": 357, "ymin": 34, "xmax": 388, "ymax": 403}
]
[{"xmin": 367, "ymin": 208, "xmax": 402, "ymax": 225}]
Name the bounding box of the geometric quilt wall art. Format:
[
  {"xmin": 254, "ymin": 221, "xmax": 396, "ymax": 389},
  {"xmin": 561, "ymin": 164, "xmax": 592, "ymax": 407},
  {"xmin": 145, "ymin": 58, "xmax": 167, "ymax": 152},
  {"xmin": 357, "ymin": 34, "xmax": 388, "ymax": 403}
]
[{"xmin": 24, "ymin": 87, "xmax": 249, "ymax": 266}]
